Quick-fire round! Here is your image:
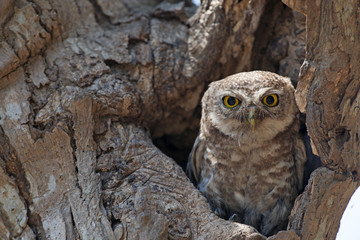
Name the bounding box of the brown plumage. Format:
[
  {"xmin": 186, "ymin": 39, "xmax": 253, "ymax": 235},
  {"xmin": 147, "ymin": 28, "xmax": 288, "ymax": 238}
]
[{"xmin": 187, "ymin": 71, "xmax": 306, "ymax": 236}]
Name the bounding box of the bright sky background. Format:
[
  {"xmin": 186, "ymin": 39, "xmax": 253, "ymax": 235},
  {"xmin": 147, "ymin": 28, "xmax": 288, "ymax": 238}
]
[
  {"xmin": 336, "ymin": 186, "xmax": 360, "ymax": 240},
  {"xmin": 192, "ymin": 0, "xmax": 200, "ymax": 6}
]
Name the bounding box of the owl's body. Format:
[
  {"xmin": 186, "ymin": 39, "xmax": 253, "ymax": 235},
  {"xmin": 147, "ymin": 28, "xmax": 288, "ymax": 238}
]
[{"xmin": 187, "ymin": 71, "xmax": 306, "ymax": 236}]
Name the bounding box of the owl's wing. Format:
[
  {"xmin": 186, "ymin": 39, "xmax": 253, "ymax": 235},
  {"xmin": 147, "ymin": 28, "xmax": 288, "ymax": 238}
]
[
  {"xmin": 294, "ymin": 136, "xmax": 307, "ymax": 192},
  {"xmin": 186, "ymin": 134, "xmax": 206, "ymax": 185}
]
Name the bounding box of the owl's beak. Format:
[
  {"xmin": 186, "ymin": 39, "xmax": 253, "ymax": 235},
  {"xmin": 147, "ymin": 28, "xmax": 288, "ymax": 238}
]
[{"xmin": 247, "ymin": 106, "xmax": 256, "ymax": 131}]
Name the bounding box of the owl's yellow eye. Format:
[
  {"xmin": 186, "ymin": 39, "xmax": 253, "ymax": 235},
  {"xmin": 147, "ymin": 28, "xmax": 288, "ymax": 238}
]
[
  {"xmin": 223, "ymin": 96, "xmax": 240, "ymax": 108},
  {"xmin": 262, "ymin": 94, "xmax": 279, "ymax": 107}
]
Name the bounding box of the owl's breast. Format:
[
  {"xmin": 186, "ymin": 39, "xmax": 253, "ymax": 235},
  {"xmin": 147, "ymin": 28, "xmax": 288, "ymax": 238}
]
[{"xmin": 198, "ymin": 139, "xmax": 298, "ymax": 214}]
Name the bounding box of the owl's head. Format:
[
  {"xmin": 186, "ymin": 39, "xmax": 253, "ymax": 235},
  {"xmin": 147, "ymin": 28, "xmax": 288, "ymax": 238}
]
[{"xmin": 201, "ymin": 71, "xmax": 299, "ymax": 144}]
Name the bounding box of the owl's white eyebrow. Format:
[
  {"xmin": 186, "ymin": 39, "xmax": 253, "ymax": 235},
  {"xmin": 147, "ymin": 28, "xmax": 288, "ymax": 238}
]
[
  {"xmin": 220, "ymin": 90, "xmax": 245, "ymax": 97},
  {"xmin": 258, "ymin": 88, "xmax": 282, "ymax": 95}
]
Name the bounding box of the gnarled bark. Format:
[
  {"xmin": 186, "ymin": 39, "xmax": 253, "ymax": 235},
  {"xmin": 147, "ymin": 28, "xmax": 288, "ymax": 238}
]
[
  {"xmin": 0, "ymin": 0, "xmax": 268, "ymax": 239},
  {"xmin": 276, "ymin": 0, "xmax": 360, "ymax": 239}
]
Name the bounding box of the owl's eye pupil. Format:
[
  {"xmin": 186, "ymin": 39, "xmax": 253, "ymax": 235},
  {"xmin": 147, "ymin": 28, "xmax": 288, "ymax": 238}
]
[
  {"xmin": 266, "ymin": 96, "xmax": 275, "ymax": 105},
  {"xmin": 227, "ymin": 97, "xmax": 236, "ymax": 106}
]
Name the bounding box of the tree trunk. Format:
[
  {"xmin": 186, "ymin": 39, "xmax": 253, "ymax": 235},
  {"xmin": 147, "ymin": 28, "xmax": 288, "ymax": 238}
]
[
  {"xmin": 0, "ymin": 0, "xmax": 358, "ymax": 239},
  {"xmin": 279, "ymin": 0, "xmax": 360, "ymax": 239}
]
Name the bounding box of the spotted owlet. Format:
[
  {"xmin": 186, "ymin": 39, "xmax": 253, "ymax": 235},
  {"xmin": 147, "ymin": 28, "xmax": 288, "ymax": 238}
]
[{"xmin": 187, "ymin": 71, "xmax": 306, "ymax": 236}]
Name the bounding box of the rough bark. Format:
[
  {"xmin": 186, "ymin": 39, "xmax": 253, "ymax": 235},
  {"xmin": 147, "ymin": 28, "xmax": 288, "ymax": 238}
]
[
  {"xmin": 0, "ymin": 0, "xmax": 268, "ymax": 239},
  {"xmin": 0, "ymin": 0, "xmax": 358, "ymax": 239},
  {"xmin": 274, "ymin": 0, "xmax": 360, "ymax": 239}
]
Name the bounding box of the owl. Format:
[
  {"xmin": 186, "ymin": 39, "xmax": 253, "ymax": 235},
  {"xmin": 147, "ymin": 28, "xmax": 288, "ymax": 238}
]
[{"xmin": 187, "ymin": 71, "xmax": 306, "ymax": 236}]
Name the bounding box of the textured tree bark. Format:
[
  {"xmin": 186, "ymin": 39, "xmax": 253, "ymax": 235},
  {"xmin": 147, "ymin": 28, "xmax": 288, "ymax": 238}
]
[
  {"xmin": 0, "ymin": 0, "xmax": 357, "ymax": 239},
  {"xmin": 276, "ymin": 0, "xmax": 360, "ymax": 239},
  {"xmin": 0, "ymin": 0, "xmax": 268, "ymax": 239}
]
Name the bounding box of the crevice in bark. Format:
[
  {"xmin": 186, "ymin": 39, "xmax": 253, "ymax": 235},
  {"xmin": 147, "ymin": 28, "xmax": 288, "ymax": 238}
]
[
  {"xmin": 68, "ymin": 120, "xmax": 83, "ymax": 197},
  {"xmin": 334, "ymin": 126, "xmax": 350, "ymax": 151},
  {"xmin": 251, "ymin": 0, "xmax": 287, "ymax": 73},
  {"xmin": 252, "ymin": 1, "xmax": 302, "ymax": 83},
  {"xmin": 103, "ymin": 59, "xmax": 118, "ymax": 68},
  {"xmin": 26, "ymin": 76, "xmax": 65, "ymax": 142},
  {"xmin": 28, "ymin": 95, "xmax": 52, "ymax": 141},
  {"xmin": 0, "ymin": 126, "xmax": 45, "ymax": 239},
  {"xmin": 27, "ymin": 212, "xmax": 44, "ymax": 240},
  {"xmin": 27, "ymin": 0, "xmax": 53, "ymax": 36},
  {"xmin": 87, "ymin": 0, "xmax": 112, "ymax": 25},
  {"xmin": 0, "ymin": 2, "xmax": 15, "ymax": 29},
  {"xmin": 68, "ymin": 205, "xmax": 80, "ymax": 239},
  {"xmin": 152, "ymin": 123, "xmax": 199, "ymax": 170},
  {"xmin": 0, "ymin": 127, "xmax": 31, "ymax": 202},
  {"xmin": 301, "ymin": 123, "xmax": 322, "ymax": 189}
]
